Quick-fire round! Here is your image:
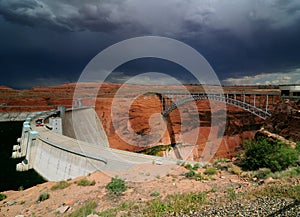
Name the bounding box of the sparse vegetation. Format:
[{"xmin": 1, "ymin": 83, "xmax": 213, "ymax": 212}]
[
  {"xmin": 51, "ymin": 180, "xmax": 71, "ymax": 190},
  {"xmin": 100, "ymin": 191, "xmax": 207, "ymax": 216},
  {"xmin": 184, "ymin": 163, "xmax": 193, "ymax": 170},
  {"xmin": 0, "ymin": 193, "xmax": 7, "ymax": 201},
  {"xmin": 137, "ymin": 144, "xmax": 172, "ymax": 156},
  {"xmin": 192, "ymin": 163, "xmax": 200, "ymax": 170},
  {"xmin": 204, "ymin": 167, "xmax": 218, "ymax": 175},
  {"xmin": 67, "ymin": 200, "xmax": 97, "ymax": 217},
  {"xmin": 150, "ymin": 191, "xmax": 160, "ymax": 197},
  {"xmin": 226, "ymin": 187, "xmax": 236, "ymax": 200},
  {"xmin": 253, "ymin": 168, "xmax": 272, "ymax": 179},
  {"xmin": 183, "ymin": 162, "xmax": 208, "ymax": 181},
  {"xmin": 296, "ymin": 141, "xmax": 300, "ymax": 153},
  {"xmin": 249, "ymin": 184, "xmax": 300, "ymax": 202},
  {"xmin": 76, "ymin": 178, "xmax": 96, "ymax": 186},
  {"xmin": 105, "ymin": 177, "xmax": 128, "ymax": 195},
  {"xmin": 213, "ymin": 158, "xmax": 230, "ymax": 165},
  {"xmin": 270, "ymin": 166, "xmax": 300, "ymax": 179},
  {"xmin": 37, "ymin": 192, "xmax": 49, "ymax": 202},
  {"xmin": 228, "ymin": 165, "xmax": 242, "ymax": 176},
  {"xmin": 239, "ymin": 137, "xmax": 299, "ymax": 172}
]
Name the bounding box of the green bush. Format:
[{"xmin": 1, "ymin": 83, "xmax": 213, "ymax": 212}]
[
  {"xmin": 37, "ymin": 192, "xmax": 49, "ymax": 202},
  {"xmin": 143, "ymin": 192, "xmax": 207, "ymax": 216},
  {"xmin": 0, "ymin": 193, "xmax": 7, "ymax": 201},
  {"xmin": 184, "ymin": 169, "xmax": 208, "ymax": 181},
  {"xmin": 253, "ymin": 168, "xmax": 272, "ymax": 179},
  {"xmin": 150, "ymin": 191, "xmax": 160, "ymax": 197},
  {"xmin": 51, "ymin": 181, "xmax": 71, "ymax": 190},
  {"xmin": 204, "ymin": 167, "xmax": 218, "ymax": 175},
  {"xmin": 105, "ymin": 177, "xmax": 127, "ymax": 195},
  {"xmin": 296, "ymin": 141, "xmax": 300, "ymax": 153},
  {"xmin": 240, "ymin": 138, "xmax": 299, "ymax": 172},
  {"xmin": 184, "ymin": 163, "xmax": 193, "ymax": 170},
  {"xmin": 271, "ymin": 167, "xmax": 300, "ymax": 179},
  {"xmin": 76, "ymin": 179, "xmax": 96, "ymax": 186},
  {"xmin": 226, "ymin": 187, "xmax": 236, "ymax": 200},
  {"xmin": 67, "ymin": 200, "xmax": 97, "ymax": 217},
  {"xmin": 192, "ymin": 163, "xmax": 200, "ymax": 170}
]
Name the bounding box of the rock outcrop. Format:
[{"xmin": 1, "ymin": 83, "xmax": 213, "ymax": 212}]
[
  {"xmin": 264, "ymin": 100, "xmax": 300, "ymax": 142},
  {"xmin": 0, "ymin": 83, "xmax": 280, "ymax": 161}
]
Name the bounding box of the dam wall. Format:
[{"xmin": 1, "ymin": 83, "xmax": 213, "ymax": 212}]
[
  {"xmin": 12, "ymin": 109, "xmax": 108, "ymax": 181},
  {"xmin": 12, "ymin": 107, "xmax": 176, "ymax": 181},
  {"xmin": 63, "ymin": 107, "xmax": 109, "ymax": 147}
]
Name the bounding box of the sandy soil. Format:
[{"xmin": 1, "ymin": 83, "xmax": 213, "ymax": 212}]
[{"xmin": 0, "ymin": 163, "xmax": 250, "ymax": 217}]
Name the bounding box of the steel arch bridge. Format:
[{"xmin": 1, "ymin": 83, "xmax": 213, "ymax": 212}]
[{"xmin": 161, "ymin": 92, "xmax": 281, "ymax": 120}]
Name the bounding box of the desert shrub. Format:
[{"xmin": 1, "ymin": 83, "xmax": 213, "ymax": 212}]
[
  {"xmin": 106, "ymin": 177, "xmax": 127, "ymax": 195},
  {"xmin": 253, "ymin": 168, "xmax": 272, "ymax": 179},
  {"xmin": 271, "ymin": 166, "xmax": 300, "ymax": 179},
  {"xmin": 67, "ymin": 200, "xmax": 97, "ymax": 217},
  {"xmin": 150, "ymin": 191, "xmax": 160, "ymax": 197},
  {"xmin": 204, "ymin": 167, "xmax": 218, "ymax": 175},
  {"xmin": 228, "ymin": 165, "xmax": 242, "ymax": 176},
  {"xmin": 213, "ymin": 158, "xmax": 230, "ymax": 165},
  {"xmin": 185, "ymin": 169, "xmax": 196, "ymax": 178},
  {"xmin": 143, "ymin": 192, "xmax": 207, "ymax": 216},
  {"xmin": 296, "ymin": 141, "xmax": 300, "ymax": 153},
  {"xmin": 76, "ymin": 178, "xmax": 96, "ymax": 186},
  {"xmin": 0, "ymin": 193, "xmax": 7, "ymax": 201},
  {"xmin": 251, "ymin": 184, "xmax": 300, "ymax": 202},
  {"xmin": 184, "ymin": 169, "xmax": 208, "ymax": 181},
  {"xmin": 51, "ymin": 181, "xmax": 71, "ymax": 190},
  {"xmin": 226, "ymin": 187, "xmax": 236, "ymax": 200},
  {"xmin": 192, "ymin": 163, "xmax": 200, "ymax": 170},
  {"xmin": 240, "ymin": 138, "xmax": 299, "ymax": 172},
  {"xmin": 98, "ymin": 191, "xmax": 207, "ymax": 216},
  {"xmin": 37, "ymin": 192, "xmax": 49, "ymax": 202},
  {"xmin": 184, "ymin": 163, "xmax": 193, "ymax": 170}
]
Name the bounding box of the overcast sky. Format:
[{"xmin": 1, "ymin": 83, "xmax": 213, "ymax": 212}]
[{"xmin": 0, "ymin": 0, "xmax": 300, "ymax": 89}]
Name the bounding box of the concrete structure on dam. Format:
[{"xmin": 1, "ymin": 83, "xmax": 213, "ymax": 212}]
[{"xmin": 12, "ymin": 107, "xmax": 176, "ymax": 181}]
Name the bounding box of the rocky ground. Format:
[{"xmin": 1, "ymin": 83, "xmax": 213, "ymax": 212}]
[
  {"xmin": 264, "ymin": 100, "xmax": 300, "ymax": 142},
  {"xmin": 1, "ymin": 162, "xmax": 299, "ymax": 217}
]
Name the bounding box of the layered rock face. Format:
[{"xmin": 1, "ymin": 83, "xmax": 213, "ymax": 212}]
[
  {"xmin": 264, "ymin": 100, "xmax": 300, "ymax": 142},
  {"xmin": 0, "ymin": 83, "xmax": 280, "ymax": 161},
  {"xmin": 95, "ymin": 93, "xmax": 265, "ymax": 161}
]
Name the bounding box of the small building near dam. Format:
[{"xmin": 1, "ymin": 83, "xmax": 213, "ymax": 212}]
[{"xmin": 279, "ymin": 84, "xmax": 300, "ymax": 97}]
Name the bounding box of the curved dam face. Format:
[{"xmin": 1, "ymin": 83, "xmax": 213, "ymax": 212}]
[
  {"xmin": 63, "ymin": 107, "xmax": 109, "ymax": 147},
  {"xmin": 13, "ymin": 108, "xmax": 109, "ymax": 181},
  {"xmin": 13, "ymin": 107, "xmax": 176, "ymax": 181}
]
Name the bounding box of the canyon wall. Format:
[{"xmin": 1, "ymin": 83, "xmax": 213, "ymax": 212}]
[
  {"xmin": 95, "ymin": 94, "xmax": 265, "ymax": 161},
  {"xmin": 0, "ymin": 83, "xmax": 281, "ymax": 161}
]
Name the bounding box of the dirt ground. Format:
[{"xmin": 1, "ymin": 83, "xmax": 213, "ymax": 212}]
[{"xmin": 0, "ymin": 163, "xmax": 252, "ymax": 217}]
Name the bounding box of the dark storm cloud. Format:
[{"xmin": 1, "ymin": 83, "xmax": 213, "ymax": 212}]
[
  {"xmin": 1, "ymin": 0, "xmax": 300, "ymax": 35},
  {"xmin": 0, "ymin": 0, "xmax": 300, "ymax": 88},
  {"xmin": 0, "ymin": 0, "xmax": 126, "ymax": 32}
]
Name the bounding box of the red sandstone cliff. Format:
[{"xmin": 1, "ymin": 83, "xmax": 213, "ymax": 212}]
[
  {"xmin": 0, "ymin": 83, "xmax": 281, "ymax": 161},
  {"xmin": 264, "ymin": 100, "xmax": 300, "ymax": 142}
]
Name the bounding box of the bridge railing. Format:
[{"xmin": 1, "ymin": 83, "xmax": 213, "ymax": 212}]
[{"xmin": 161, "ymin": 92, "xmax": 281, "ymax": 119}]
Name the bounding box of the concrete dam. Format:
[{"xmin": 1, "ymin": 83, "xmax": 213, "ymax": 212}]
[{"xmin": 12, "ymin": 107, "xmax": 176, "ymax": 181}]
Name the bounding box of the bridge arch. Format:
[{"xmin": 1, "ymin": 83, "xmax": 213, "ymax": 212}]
[{"xmin": 161, "ymin": 93, "xmax": 275, "ymax": 120}]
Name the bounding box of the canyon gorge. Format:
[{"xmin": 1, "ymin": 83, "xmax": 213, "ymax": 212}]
[{"xmin": 0, "ymin": 83, "xmax": 283, "ymax": 162}]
